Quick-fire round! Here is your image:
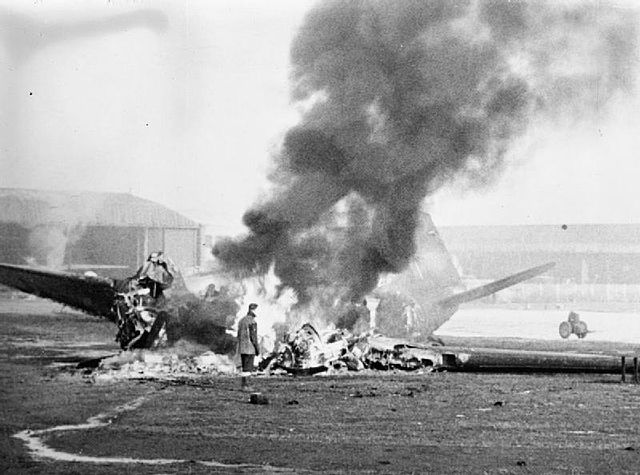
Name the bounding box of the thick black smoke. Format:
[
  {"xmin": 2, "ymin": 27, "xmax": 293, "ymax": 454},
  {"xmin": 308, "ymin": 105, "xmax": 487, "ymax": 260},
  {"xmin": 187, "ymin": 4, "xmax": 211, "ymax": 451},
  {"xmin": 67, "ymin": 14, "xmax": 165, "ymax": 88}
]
[{"xmin": 215, "ymin": 0, "xmax": 637, "ymax": 303}]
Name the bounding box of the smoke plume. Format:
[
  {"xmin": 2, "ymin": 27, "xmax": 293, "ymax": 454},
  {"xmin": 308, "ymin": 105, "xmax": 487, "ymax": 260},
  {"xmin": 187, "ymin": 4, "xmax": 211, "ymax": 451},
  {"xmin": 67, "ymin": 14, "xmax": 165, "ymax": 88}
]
[{"xmin": 215, "ymin": 0, "xmax": 638, "ymax": 304}]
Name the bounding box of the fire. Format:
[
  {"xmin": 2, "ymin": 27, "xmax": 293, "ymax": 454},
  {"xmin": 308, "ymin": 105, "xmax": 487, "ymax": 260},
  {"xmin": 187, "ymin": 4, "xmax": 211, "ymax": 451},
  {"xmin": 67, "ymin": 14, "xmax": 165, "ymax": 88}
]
[{"xmin": 234, "ymin": 264, "xmax": 297, "ymax": 352}]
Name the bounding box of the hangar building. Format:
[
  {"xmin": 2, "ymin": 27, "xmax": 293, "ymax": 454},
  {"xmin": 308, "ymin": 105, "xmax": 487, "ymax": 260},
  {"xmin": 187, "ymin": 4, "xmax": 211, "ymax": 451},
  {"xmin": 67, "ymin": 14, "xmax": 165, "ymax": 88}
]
[
  {"xmin": 439, "ymin": 223, "xmax": 640, "ymax": 285},
  {"xmin": 0, "ymin": 188, "xmax": 202, "ymax": 278}
]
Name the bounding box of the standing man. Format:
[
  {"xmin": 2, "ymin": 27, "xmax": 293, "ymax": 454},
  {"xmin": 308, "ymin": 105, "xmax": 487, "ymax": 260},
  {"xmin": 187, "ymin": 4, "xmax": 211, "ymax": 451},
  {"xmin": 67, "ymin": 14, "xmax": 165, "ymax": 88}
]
[{"xmin": 237, "ymin": 303, "xmax": 259, "ymax": 390}]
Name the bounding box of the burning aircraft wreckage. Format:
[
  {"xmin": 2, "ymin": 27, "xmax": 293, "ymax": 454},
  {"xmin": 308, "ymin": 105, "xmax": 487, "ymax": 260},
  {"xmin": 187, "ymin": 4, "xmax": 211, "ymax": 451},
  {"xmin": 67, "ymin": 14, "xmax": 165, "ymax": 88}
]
[
  {"xmin": 258, "ymin": 261, "xmax": 556, "ymax": 375},
  {"xmin": 2, "ymin": 0, "xmax": 636, "ymax": 377},
  {"xmin": 0, "ymin": 240, "xmax": 556, "ymax": 377},
  {"xmin": 0, "ymin": 252, "xmax": 237, "ymax": 355}
]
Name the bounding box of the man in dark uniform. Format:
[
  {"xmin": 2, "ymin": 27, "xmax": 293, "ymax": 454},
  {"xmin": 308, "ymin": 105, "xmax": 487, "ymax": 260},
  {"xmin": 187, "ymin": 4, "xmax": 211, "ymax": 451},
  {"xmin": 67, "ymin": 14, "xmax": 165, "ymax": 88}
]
[{"xmin": 237, "ymin": 303, "xmax": 259, "ymax": 390}]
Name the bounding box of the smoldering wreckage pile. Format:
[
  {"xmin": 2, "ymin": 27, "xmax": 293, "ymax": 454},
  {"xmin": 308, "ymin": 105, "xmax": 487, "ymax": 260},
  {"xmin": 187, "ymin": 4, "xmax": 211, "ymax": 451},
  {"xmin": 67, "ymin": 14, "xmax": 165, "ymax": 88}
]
[
  {"xmin": 90, "ymin": 324, "xmax": 444, "ymax": 382},
  {"xmin": 0, "ymin": 248, "xmax": 436, "ymax": 380},
  {"xmin": 1, "ymin": 246, "xmax": 451, "ymax": 381},
  {"xmin": 84, "ymin": 268, "xmax": 447, "ymax": 381},
  {"xmin": 71, "ymin": 255, "xmax": 555, "ymax": 381}
]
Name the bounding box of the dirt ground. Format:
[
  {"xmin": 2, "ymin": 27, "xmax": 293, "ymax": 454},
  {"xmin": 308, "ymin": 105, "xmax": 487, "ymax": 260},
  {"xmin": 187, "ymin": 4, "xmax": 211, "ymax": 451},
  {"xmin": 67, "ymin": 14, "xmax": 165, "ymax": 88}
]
[{"xmin": 2, "ymin": 299, "xmax": 640, "ymax": 474}]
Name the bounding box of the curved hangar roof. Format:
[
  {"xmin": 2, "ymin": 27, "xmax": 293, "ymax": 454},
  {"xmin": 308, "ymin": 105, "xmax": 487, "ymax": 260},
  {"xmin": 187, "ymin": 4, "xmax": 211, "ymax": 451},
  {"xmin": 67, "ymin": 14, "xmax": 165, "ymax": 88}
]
[{"xmin": 0, "ymin": 188, "xmax": 199, "ymax": 229}]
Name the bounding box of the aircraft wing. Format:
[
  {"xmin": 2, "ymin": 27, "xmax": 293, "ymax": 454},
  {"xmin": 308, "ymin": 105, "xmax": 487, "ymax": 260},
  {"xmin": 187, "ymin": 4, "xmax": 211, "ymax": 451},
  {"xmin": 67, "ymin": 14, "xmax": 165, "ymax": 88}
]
[
  {"xmin": 436, "ymin": 262, "xmax": 556, "ymax": 308},
  {"xmin": 0, "ymin": 263, "xmax": 119, "ymax": 321}
]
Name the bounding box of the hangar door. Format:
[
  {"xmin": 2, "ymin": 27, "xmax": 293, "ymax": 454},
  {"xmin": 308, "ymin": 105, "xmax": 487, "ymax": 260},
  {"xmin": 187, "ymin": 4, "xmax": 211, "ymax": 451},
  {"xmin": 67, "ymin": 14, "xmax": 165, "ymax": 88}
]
[{"xmin": 163, "ymin": 229, "xmax": 198, "ymax": 272}]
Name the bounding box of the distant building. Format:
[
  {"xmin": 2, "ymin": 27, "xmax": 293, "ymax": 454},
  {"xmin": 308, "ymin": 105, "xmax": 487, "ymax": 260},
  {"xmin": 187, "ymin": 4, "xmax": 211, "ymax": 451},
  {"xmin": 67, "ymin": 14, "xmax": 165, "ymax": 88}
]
[
  {"xmin": 0, "ymin": 188, "xmax": 201, "ymax": 278},
  {"xmin": 439, "ymin": 223, "xmax": 640, "ymax": 284}
]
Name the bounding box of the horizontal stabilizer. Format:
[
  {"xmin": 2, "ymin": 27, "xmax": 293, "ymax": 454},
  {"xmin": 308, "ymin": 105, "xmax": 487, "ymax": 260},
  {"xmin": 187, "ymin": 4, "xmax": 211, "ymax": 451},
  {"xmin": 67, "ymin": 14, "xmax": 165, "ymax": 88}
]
[{"xmin": 436, "ymin": 262, "xmax": 556, "ymax": 308}]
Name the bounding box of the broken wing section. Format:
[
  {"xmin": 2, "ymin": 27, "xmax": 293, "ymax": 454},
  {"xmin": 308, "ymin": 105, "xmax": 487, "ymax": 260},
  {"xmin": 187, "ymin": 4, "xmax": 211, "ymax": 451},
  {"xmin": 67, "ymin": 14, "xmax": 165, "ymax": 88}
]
[{"xmin": 0, "ymin": 263, "xmax": 118, "ymax": 321}]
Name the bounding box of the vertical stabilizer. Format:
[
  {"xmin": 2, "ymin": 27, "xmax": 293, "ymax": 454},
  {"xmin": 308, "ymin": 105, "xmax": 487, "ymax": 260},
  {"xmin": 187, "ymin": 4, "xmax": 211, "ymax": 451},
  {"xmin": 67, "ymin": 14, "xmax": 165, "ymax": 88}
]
[{"xmin": 374, "ymin": 213, "xmax": 464, "ymax": 336}]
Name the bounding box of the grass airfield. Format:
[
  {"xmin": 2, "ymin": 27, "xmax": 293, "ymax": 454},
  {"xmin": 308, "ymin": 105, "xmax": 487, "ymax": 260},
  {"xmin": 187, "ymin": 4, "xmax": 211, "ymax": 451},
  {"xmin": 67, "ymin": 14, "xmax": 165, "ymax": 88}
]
[{"xmin": 2, "ymin": 299, "xmax": 640, "ymax": 474}]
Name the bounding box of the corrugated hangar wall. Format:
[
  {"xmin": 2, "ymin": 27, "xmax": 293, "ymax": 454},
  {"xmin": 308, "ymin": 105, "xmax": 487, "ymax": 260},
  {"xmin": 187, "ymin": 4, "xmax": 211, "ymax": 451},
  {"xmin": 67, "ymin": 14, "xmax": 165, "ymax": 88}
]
[{"xmin": 0, "ymin": 189, "xmax": 201, "ymax": 278}]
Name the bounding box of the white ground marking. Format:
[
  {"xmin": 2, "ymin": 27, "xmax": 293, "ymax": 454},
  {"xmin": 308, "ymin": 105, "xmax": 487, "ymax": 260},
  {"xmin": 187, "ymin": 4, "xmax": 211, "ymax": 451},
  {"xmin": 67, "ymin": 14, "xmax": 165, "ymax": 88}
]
[{"xmin": 13, "ymin": 394, "xmax": 293, "ymax": 471}]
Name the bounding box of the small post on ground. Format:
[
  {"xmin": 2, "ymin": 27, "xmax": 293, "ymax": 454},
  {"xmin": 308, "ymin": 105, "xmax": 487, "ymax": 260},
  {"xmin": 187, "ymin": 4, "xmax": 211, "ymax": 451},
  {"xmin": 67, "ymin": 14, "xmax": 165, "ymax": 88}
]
[
  {"xmin": 634, "ymin": 357, "xmax": 639, "ymax": 384},
  {"xmin": 621, "ymin": 356, "xmax": 626, "ymax": 383}
]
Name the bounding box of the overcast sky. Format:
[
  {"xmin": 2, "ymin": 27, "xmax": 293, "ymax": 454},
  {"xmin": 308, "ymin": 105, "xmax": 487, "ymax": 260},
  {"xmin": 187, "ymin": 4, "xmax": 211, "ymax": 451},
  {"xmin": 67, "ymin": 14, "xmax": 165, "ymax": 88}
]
[{"xmin": 1, "ymin": 0, "xmax": 640, "ymax": 234}]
